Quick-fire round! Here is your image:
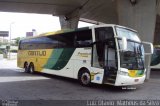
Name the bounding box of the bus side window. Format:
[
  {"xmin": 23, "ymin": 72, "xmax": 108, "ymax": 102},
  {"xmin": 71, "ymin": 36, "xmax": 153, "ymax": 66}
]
[
  {"xmin": 75, "ymin": 30, "xmax": 92, "ymax": 48},
  {"xmin": 43, "ymin": 36, "xmax": 59, "ymax": 49},
  {"xmin": 53, "ymin": 33, "xmax": 75, "ymax": 48}
]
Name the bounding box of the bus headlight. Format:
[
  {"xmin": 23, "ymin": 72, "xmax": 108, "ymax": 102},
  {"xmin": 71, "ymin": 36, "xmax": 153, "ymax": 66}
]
[{"xmin": 118, "ymin": 71, "xmax": 128, "ymax": 76}]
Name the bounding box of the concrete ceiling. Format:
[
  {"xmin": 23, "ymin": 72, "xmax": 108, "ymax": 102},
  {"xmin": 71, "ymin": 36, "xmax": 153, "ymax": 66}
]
[
  {"xmin": 0, "ymin": 0, "xmax": 159, "ymax": 24},
  {"xmin": 0, "ymin": 0, "xmax": 118, "ymax": 24}
]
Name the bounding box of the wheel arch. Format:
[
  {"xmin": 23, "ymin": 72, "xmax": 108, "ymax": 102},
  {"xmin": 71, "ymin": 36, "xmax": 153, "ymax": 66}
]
[
  {"xmin": 28, "ymin": 62, "xmax": 35, "ymax": 73},
  {"xmin": 77, "ymin": 67, "xmax": 90, "ymax": 79},
  {"xmin": 29, "ymin": 62, "xmax": 34, "ymax": 66},
  {"xmin": 24, "ymin": 61, "xmax": 28, "ymax": 68}
]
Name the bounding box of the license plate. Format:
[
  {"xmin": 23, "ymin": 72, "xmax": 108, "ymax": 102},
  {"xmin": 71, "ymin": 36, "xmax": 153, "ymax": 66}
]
[{"xmin": 135, "ymin": 79, "xmax": 139, "ymax": 82}]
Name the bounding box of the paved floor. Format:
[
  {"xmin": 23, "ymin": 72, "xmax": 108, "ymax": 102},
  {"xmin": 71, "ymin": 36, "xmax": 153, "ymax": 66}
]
[
  {"xmin": 0, "ymin": 59, "xmax": 160, "ymax": 105},
  {"xmin": 0, "ymin": 68, "xmax": 159, "ymax": 100},
  {"xmin": 0, "ymin": 54, "xmax": 18, "ymax": 69},
  {"xmin": 0, "ymin": 59, "xmax": 19, "ymax": 69}
]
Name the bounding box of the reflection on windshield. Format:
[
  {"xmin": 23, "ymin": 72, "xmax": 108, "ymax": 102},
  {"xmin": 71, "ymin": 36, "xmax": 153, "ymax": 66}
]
[
  {"xmin": 116, "ymin": 27, "xmax": 144, "ymax": 70},
  {"xmin": 119, "ymin": 40, "xmax": 144, "ymax": 70},
  {"xmin": 116, "ymin": 27, "xmax": 140, "ymax": 42}
]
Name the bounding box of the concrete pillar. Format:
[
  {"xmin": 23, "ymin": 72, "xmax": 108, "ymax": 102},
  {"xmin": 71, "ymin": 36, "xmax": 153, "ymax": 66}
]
[
  {"xmin": 59, "ymin": 9, "xmax": 80, "ymax": 29},
  {"xmin": 117, "ymin": 0, "xmax": 157, "ymax": 79}
]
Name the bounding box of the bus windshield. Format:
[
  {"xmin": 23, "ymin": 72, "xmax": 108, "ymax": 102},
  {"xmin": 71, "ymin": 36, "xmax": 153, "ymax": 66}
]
[{"xmin": 116, "ymin": 27, "xmax": 145, "ymax": 70}]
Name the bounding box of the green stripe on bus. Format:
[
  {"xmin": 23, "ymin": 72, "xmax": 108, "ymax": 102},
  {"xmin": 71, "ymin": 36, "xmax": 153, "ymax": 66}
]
[
  {"xmin": 51, "ymin": 48, "xmax": 75, "ymax": 70},
  {"xmin": 44, "ymin": 48, "xmax": 75, "ymax": 70},
  {"xmin": 137, "ymin": 70, "xmax": 144, "ymax": 76},
  {"xmin": 43, "ymin": 49, "xmax": 63, "ymax": 69}
]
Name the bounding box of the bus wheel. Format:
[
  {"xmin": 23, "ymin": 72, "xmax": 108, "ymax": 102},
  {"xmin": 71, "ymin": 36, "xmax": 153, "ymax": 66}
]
[
  {"xmin": 29, "ymin": 63, "xmax": 35, "ymax": 74},
  {"xmin": 79, "ymin": 70, "xmax": 91, "ymax": 86},
  {"xmin": 24, "ymin": 62, "xmax": 29, "ymax": 73}
]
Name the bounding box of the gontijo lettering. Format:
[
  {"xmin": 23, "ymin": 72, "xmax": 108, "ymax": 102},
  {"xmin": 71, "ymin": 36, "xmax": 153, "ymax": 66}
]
[{"xmin": 28, "ymin": 51, "xmax": 46, "ymax": 56}]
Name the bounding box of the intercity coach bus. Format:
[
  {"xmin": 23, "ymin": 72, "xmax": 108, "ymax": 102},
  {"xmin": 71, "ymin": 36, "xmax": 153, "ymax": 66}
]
[
  {"xmin": 150, "ymin": 45, "xmax": 160, "ymax": 69},
  {"xmin": 17, "ymin": 24, "xmax": 153, "ymax": 86}
]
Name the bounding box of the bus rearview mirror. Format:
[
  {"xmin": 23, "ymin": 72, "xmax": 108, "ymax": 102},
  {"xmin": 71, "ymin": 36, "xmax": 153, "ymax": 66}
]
[
  {"xmin": 122, "ymin": 37, "xmax": 127, "ymax": 51},
  {"xmin": 142, "ymin": 41, "xmax": 154, "ymax": 55}
]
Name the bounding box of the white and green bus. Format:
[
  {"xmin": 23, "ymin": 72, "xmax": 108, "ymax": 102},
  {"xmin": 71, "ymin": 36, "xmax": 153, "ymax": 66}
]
[
  {"xmin": 17, "ymin": 24, "xmax": 153, "ymax": 86},
  {"xmin": 150, "ymin": 45, "xmax": 160, "ymax": 70}
]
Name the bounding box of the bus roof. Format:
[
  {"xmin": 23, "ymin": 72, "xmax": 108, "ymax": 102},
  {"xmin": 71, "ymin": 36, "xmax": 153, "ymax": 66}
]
[
  {"xmin": 37, "ymin": 24, "xmax": 137, "ymax": 36},
  {"xmin": 89, "ymin": 24, "xmax": 137, "ymax": 32},
  {"xmin": 40, "ymin": 27, "xmax": 89, "ymax": 36},
  {"xmin": 20, "ymin": 27, "xmax": 89, "ymax": 40},
  {"xmin": 21, "ymin": 24, "xmax": 137, "ymax": 40}
]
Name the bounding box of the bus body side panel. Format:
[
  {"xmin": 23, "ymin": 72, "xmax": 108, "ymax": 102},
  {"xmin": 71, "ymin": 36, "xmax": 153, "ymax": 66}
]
[
  {"xmin": 18, "ymin": 47, "xmax": 105, "ymax": 84},
  {"xmin": 17, "ymin": 51, "xmax": 24, "ymax": 68},
  {"xmin": 40, "ymin": 47, "xmax": 104, "ymax": 84},
  {"xmin": 71, "ymin": 48, "xmax": 92, "ymax": 79},
  {"xmin": 17, "ymin": 50, "xmax": 37, "ymax": 68},
  {"xmin": 72, "ymin": 48, "xmax": 104, "ymax": 84},
  {"xmin": 90, "ymin": 67, "xmax": 104, "ymax": 84},
  {"xmin": 40, "ymin": 48, "xmax": 75, "ymax": 78},
  {"xmin": 17, "ymin": 49, "xmax": 53, "ymax": 71},
  {"xmin": 41, "ymin": 48, "xmax": 91, "ymax": 79}
]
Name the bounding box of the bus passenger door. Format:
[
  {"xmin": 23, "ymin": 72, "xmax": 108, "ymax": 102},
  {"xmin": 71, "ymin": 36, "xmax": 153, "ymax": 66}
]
[{"xmin": 91, "ymin": 44, "xmax": 105, "ymax": 84}]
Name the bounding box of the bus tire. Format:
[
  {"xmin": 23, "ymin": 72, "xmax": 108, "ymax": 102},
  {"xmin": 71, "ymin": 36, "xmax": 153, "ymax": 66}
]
[
  {"xmin": 78, "ymin": 69, "xmax": 91, "ymax": 86},
  {"xmin": 29, "ymin": 63, "xmax": 35, "ymax": 74},
  {"xmin": 24, "ymin": 62, "xmax": 29, "ymax": 73}
]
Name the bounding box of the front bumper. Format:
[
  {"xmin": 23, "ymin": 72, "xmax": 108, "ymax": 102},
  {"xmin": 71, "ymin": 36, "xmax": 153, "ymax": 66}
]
[{"xmin": 114, "ymin": 74, "xmax": 146, "ymax": 86}]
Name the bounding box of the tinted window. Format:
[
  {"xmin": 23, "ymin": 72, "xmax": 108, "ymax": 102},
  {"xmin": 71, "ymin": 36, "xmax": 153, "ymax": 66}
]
[
  {"xmin": 51, "ymin": 32, "xmax": 75, "ymax": 48},
  {"xmin": 19, "ymin": 29, "xmax": 92, "ymax": 50},
  {"xmin": 75, "ymin": 30, "xmax": 92, "ymax": 47},
  {"xmin": 95, "ymin": 27, "xmax": 114, "ymax": 41},
  {"xmin": 19, "ymin": 36, "xmax": 59, "ymax": 50}
]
